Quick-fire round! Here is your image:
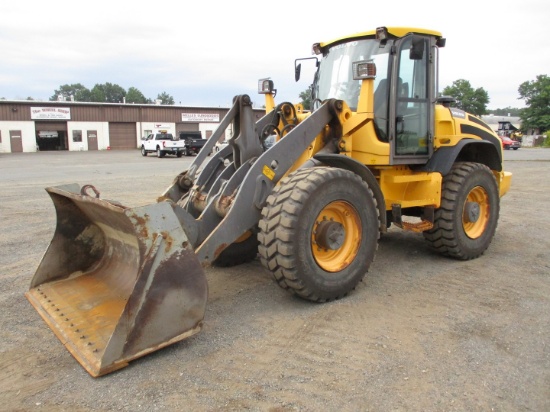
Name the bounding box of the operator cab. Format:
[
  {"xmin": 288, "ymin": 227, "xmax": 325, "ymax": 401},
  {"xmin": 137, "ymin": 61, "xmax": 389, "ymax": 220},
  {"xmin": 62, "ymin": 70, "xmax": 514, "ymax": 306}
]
[{"xmin": 308, "ymin": 27, "xmax": 445, "ymax": 165}]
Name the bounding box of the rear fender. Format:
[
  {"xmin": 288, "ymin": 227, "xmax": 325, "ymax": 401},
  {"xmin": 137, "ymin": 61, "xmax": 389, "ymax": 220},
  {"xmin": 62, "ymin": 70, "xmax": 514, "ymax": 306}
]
[{"xmin": 420, "ymin": 139, "xmax": 502, "ymax": 175}]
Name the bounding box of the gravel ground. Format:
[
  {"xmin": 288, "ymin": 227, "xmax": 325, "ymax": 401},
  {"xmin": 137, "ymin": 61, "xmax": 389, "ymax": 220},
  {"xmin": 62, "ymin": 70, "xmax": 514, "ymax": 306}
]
[{"xmin": 0, "ymin": 148, "xmax": 549, "ymax": 411}]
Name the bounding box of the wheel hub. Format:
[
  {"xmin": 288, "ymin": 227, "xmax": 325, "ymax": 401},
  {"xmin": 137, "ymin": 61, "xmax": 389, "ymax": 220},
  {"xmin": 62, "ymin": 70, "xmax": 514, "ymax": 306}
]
[
  {"xmin": 311, "ymin": 200, "xmax": 362, "ymax": 273},
  {"xmin": 315, "ymin": 220, "xmax": 345, "ymax": 250},
  {"xmin": 464, "ymin": 201, "xmax": 480, "ymax": 223}
]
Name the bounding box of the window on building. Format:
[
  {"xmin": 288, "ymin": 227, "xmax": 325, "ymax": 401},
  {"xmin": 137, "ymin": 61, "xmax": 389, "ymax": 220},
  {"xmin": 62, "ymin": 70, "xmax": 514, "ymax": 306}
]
[{"xmin": 72, "ymin": 130, "xmax": 82, "ymax": 142}]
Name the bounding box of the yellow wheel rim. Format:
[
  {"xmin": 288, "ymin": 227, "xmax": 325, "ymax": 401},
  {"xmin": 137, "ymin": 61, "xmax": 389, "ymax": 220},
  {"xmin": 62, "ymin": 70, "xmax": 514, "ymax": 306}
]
[
  {"xmin": 311, "ymin": 201, "xmax": 361, "ymax": 272},
  {"xmin": 462, "ymin": 186, "xmax": 490, "ymax": 239},
  {"xmin": 234, "ymin": 230, "xmax": 252, "ymax": 243}
]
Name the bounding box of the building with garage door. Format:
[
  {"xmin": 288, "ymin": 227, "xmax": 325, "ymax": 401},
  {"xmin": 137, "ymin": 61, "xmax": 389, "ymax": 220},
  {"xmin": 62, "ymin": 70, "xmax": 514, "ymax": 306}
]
[{"xmin": 0, "ymin": 100, "xmax": 266, "ymax": 153}]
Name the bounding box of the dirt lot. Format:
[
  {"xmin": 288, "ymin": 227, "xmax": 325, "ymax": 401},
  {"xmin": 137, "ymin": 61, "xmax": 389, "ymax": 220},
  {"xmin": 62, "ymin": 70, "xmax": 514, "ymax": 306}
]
[{"xmin": 1, "ymin": 149, "xmax": 549, "ymax": 411}]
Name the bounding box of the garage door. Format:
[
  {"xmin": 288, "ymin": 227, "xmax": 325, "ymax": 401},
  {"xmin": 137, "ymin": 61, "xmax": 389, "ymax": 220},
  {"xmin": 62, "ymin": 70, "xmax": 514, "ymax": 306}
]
[
  {"xmin": 35, "ymin": 121, "xmax": 68, "ymax": 151},
  {"xmin": 109, "ymin": 123, "xmax": 136, "ymax": 149}
]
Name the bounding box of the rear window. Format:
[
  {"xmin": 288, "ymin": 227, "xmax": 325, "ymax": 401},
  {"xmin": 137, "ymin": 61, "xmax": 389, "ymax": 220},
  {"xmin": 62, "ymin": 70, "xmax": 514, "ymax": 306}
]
[
  {"xmin": 155, "ymin": 133, "xmax": 174, "ymax": 140},
  {"xmin": 179, "ymin": 132, "xmax": 202, "ymax": 140}
]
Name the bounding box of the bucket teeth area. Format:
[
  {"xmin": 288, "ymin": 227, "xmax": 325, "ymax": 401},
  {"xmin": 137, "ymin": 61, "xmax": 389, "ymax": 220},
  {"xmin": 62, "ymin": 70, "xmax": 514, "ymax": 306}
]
[{"xmin": 26, "ymin": 274, "xmax": 129, "ymax": 375}]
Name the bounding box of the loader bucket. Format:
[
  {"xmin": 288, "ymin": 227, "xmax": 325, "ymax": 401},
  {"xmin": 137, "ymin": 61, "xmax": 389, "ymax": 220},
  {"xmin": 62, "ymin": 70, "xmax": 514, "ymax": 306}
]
[{"xmin": 25, "ymin": 184, "xmax": 208, "ymax": 377}]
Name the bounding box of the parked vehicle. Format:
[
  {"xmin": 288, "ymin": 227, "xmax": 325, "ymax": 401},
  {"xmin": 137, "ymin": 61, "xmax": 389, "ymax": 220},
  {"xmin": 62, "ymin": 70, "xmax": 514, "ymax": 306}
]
[
  {"xmin": 499, "ymin": 135, "xmax": 521, "ymax": 150},
  {"xmin": 215, "ymin": 135, "xmax": 274, "ymax": 153},
  {"xmin": 214, "ymin": 139, "xmax": 229, "ymax": 152},
  {"xmin": 141, "ymin": 132, "xmax": 185, "ymax": 157},
  {"xmin": 264, "ymin": 135, "xmax": 276, "ymax": 149},
  {"xmin": 498, "ymin": 121, "xmax": 523, "ymax": 142},
  {"xmin": 179, "ymin": 131, "xmax": 207, "ymax": 156}
]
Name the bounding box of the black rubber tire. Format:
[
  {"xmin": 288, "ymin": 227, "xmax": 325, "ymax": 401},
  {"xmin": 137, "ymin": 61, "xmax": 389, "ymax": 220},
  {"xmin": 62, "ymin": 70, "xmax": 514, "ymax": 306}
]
[
  {"xmin": 176, "ymin": 151, "xmax": 183, "ymax": 158},
  {"xmin": 258, "ymin": 167, "xmax": 379, "ymax": 302},
  {"xmin": 141, "ymin": 146, "xmax": 147, "ymax": 156},
  {"xmin": 157, "ymin": 147, "xmax": 165, "ymax": 158},
  {"xmin": 213, "ymin": 231, "xmax": 259, "ymax": 267},
  {"xmin": 423, "ymin": 162, "xmax": 500, "ymax": 260}
]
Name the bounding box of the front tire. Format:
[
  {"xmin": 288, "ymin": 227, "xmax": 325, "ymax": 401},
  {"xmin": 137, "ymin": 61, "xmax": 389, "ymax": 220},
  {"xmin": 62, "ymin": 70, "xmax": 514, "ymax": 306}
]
[
  {"xmin": 141, "ymin": 146, "xmax": 147, "ymax": 156},
  {"xmin": 258, "ymin": 167, "xmax": 379, "ymax": 302},
  {"xmin": 423, "ymin": 162, "xmax": 500, "ymax": 260}
]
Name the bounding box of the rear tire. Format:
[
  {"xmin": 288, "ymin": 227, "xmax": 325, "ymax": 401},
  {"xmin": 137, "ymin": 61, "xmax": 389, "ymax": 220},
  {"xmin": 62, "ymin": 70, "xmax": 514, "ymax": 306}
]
[
  {"xmin": 423, "ymin": 162, "xmax": 499, "ymax": 260},
  {"xmin": 213, "ymin": 231, "xmax": 259, "ymax": 267},
  {"xmin": 141, "ymin": 146, "xmax": 147, "ymax": 156},
  {"xmin": 157, "ymin": 147, "xmax": 165, "ymax": 158},
  {"xmin": 258, "ymin": 167, "xmax": 379, "ymax": 302}
]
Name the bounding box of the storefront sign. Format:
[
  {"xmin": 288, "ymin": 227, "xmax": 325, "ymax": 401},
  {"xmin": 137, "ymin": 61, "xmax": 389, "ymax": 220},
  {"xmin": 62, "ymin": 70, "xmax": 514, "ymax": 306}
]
[
  {"xmin": 181, "ymin": 113, "xmax": 219, "ymax": 122},
  {"xmin": 31, "ymin": 107, "xmax": 71, "ymax": 120}
]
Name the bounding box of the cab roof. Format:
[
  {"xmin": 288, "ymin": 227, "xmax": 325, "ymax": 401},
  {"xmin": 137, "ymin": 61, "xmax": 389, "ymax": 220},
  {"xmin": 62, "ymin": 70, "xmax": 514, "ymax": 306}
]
[{"xmin": 318, "ymin": 27, "xmax": 443, "ymax": 48}]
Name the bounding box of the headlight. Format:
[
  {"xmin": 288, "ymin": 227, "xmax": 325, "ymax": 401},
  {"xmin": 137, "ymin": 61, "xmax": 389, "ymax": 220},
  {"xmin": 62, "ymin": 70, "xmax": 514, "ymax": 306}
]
[{"xmin": 352, "ymin": 60, "xmax": 376, "ymax": 80}]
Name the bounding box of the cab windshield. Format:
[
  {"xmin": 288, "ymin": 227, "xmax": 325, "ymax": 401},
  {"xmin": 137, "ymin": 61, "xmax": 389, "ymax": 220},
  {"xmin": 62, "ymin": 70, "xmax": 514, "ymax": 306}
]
[{"xmin": 312, "ymin": 38, "xmax": 392, "ymax": 111}]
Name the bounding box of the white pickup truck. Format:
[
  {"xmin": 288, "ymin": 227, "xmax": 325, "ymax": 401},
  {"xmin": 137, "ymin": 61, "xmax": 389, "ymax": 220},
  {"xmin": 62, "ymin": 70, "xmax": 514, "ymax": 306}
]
[{"xmin": 140, "ymin": 132, "xmax": 186, "ymax": 158}]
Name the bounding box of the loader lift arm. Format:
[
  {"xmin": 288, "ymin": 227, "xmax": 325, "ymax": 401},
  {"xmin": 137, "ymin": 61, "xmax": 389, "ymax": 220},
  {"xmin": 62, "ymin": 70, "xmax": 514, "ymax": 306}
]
[{"xmin": 163, "ymin": 95, "xmax": 346, "ymax": 264}]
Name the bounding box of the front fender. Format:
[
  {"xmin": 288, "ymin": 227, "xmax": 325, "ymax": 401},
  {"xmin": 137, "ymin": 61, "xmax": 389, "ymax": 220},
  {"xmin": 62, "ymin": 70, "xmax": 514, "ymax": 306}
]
[{"xmin": 313, "ymin": 153, "xmax": 387, "ymax": 232}]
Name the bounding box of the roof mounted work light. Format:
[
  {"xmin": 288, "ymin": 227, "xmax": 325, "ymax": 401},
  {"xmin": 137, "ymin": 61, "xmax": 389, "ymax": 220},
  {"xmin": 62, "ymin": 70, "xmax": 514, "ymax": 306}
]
[
  {"xmin": 376, "ymin": 26, "xmax": 389, "ymax": 46},
  {"xmin": 258, "ymin": 79, "xmax": 274, "ymax": 94},
  {"xmin": 312, "ymin": 43, "xmax": 322, "ymax": 55}
]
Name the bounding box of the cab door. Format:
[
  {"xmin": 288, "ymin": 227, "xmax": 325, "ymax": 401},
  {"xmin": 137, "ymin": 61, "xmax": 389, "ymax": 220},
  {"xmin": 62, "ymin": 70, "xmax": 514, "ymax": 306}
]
[{"xmin": 389, "ymin": 34, "xmax": 435, "ymax": 165}]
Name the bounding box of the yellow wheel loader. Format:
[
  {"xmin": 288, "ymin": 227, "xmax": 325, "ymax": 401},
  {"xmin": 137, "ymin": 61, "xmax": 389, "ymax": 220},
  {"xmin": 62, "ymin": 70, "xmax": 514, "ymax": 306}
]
[{"xmin": 26, "ymin": 26, "xmax": 512, "ymax": 377}]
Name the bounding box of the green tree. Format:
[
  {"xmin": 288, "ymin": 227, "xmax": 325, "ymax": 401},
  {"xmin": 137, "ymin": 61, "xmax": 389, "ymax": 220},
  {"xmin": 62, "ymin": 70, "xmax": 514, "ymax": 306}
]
[
  {"xmin": 50, "ymin": 83, "xmax": 91, "ymax": 102},
  {"xmin": 518, "ymin": 74, "xmax": 550, "ymax": 133},
  {"xmin": 90, "ymin": 83, "xmax": 126, "ymax": 103},
  {"xmin": 156, "ymin": 92, "xmax": 174, "ymax": 105},
  {"xmin": 299, "ymin": 85, "xmax": 313, "ymax": 110},
  {"xmin": 442, "ymin": 79, "xmax": 490, "ymax": 116},
  {"xmin": 89, "ymin": 84, "xmax": 106, "ymax": 102},
  {"xmin": 126, "ymin": 87, "xmax": 148, "ymax": 104}
]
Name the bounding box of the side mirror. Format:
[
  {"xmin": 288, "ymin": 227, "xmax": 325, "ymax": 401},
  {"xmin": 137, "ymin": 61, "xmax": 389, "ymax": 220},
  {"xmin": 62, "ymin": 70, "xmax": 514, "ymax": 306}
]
[
  {"xmin": 294, "ymin": 57, "xmax": 319, "ymax": 82},
  {"xmin": 410, "ymin": 36, "xmax": 425, "ymax": 60},
  {"xmin": 295, "ymin": 63, "xmax": 302, "ymax": 82}
]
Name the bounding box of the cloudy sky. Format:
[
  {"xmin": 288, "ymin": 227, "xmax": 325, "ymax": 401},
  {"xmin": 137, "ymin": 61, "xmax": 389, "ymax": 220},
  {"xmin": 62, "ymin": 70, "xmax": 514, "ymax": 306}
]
[{"xmin": 1, "ymin": 0, "xmax": 548, "ymax": 109}]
